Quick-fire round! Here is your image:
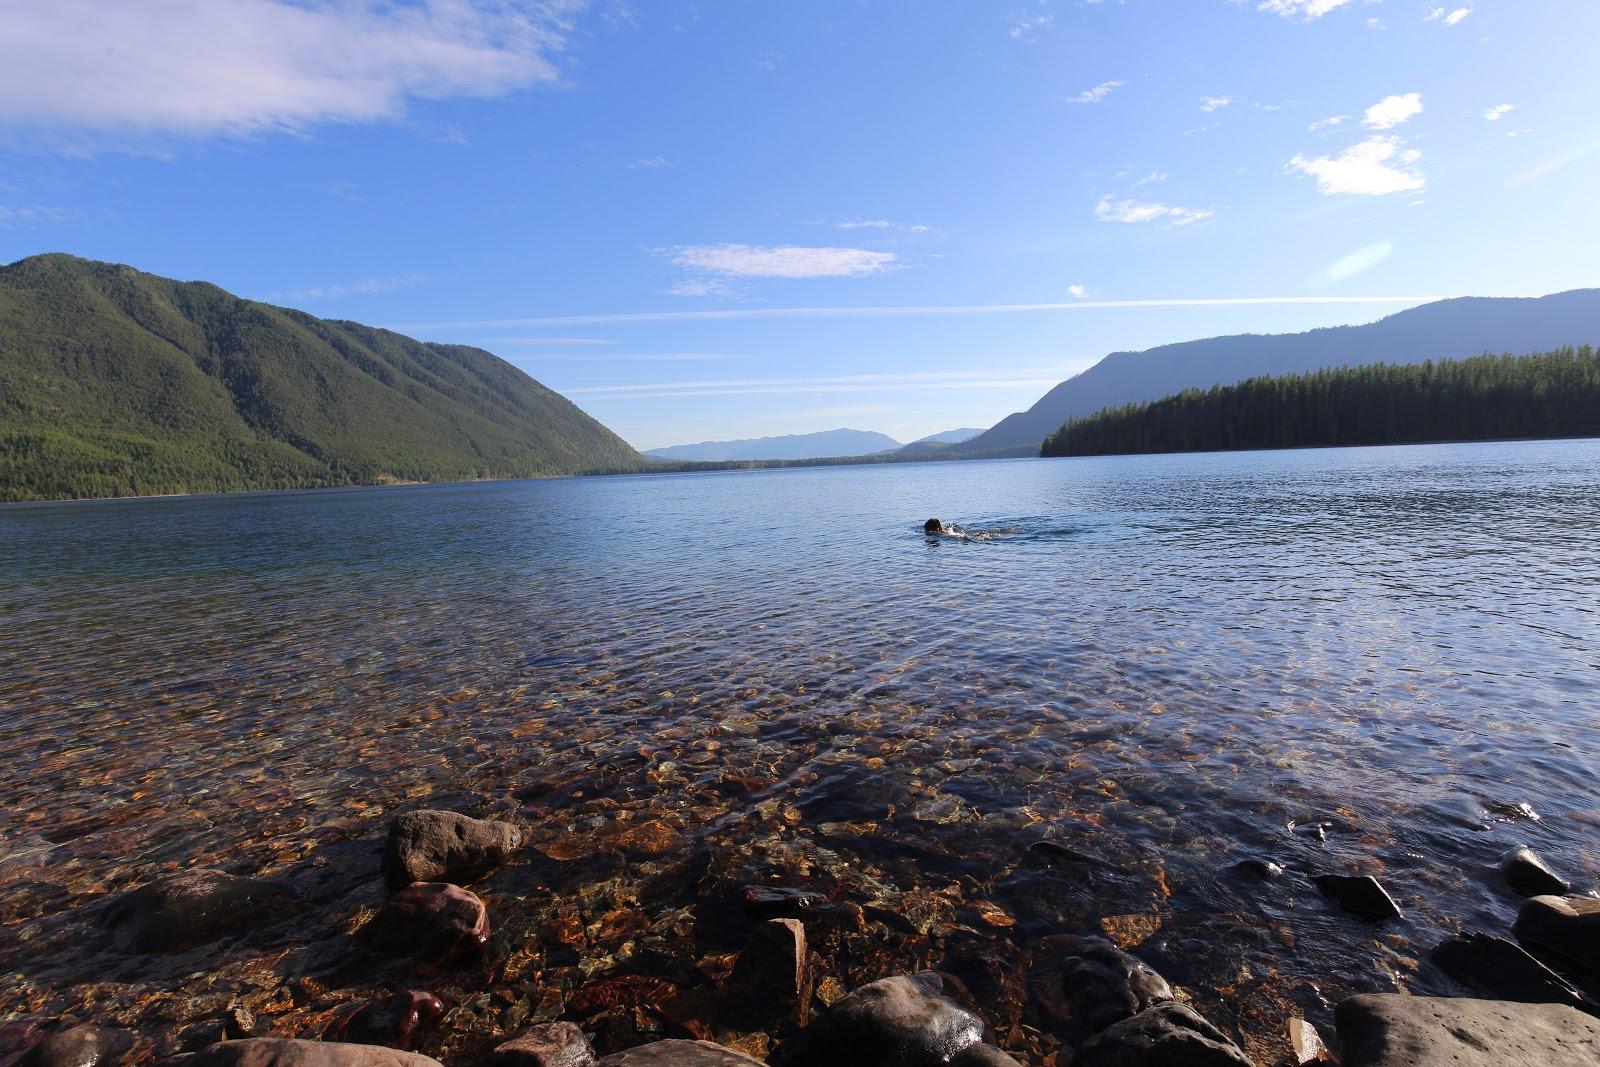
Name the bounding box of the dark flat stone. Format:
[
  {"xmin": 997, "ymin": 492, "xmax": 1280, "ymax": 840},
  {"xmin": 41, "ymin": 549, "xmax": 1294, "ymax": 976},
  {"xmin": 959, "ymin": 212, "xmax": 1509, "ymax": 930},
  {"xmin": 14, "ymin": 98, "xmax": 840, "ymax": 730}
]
[
  {"xmin": 1514, "ymin": 894, "xmax": 1600, "ymax": 975},
  {"xmin": 1433, "ymin": 932, "xmax": 1585, "ymax": 1008},
  {"xmin": 1314, "ymin": 873, "xmax": 1402, "ymax": 921},
  {"xmin": 1335, "ymin": 994, "xmax": 1600, "ymax": 1066},
  {"xmin": 1500, "ymin": 848, "xmax": 1570, "ymax": 898},
  {"xmin": 99, "ymin": 869, "xmax": 300, "ymax": 954}
]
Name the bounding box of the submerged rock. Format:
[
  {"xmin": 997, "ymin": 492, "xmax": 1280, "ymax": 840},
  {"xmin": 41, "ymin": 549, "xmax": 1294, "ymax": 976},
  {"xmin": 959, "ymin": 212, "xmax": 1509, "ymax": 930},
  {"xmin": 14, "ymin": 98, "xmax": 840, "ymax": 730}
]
[
  {"xmin": 324, "ymin": 991, "xmax": 449, "ymax": 1050},
  {"xmin": 724, "ymin": 918, "xmax": 812, "ymax": 1030},
  {"xmin": 595, "ymin": 1041, "xmax": 763, "ymax": 1067},
  {"xmin": 99, "ymin": 869, "xmax": 300, "ymax": 953},
  {"xmin": 1335, "ymin": 994, "xmax": 1600, "ymax": 1066},
  {"xmin": 1057, "ymin": 936, "xmax": 1174, "ymax": 1035},
  {"xmin": 1287, "ymin": 1018, "xmax": 1329, "ymax": 1065},
  {"xmin": 1313, "ymin": 874, "xmax": 1402, "ymax": 921},
  {"xmin": 175, "ymin": 1038, "xmax": 443, "ymax": 1067},
  {"xmin": 773, "ymin": 972, "xmax": 987, "ymax": 1067},
  {"xmin": 1432, "ymin": 932, "xmax": 1585, "ymax": 1008},
  {"xmin": 383, "ymin": 810, "xmax": 522, "ymax": 890},
  {"xmin": 1513, "ymin": 894, "xmax": 1600, "ymax": 974},
  {"xmin": 740, "ymin": 885, "xmax": 829, "ymax": 919},
  {"xmin": 1072, "ymin": 1003, "xmax": 1252, "ymax": 1067},
  {"xmin": 18, "ymin": 1024, "xmax": 132, "ymax": 1067},
  {"xmin": 1026, "ymin": 840, "xmax": 1124, "ymax": 873},
  {"xmin": 491, "ymin": 1023, "xmax": 598, "ymax": 1067},
  {"xmin": 1231, "ymin": 859, "xmax": 1284, "ymax": 881},
  {"xmin": 1500, "ymin": 848, "xmax": 1571, "ymax": 899},
  {"xmin": 364, "ymin": 882, "xmax": 489, "ymax": 965}
]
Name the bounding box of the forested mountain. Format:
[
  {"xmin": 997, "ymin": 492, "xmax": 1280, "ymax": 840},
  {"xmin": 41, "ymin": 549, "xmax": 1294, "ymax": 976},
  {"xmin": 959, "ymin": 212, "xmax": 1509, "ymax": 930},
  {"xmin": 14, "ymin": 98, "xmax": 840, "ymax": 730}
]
[
  {"xmin": 644, "ymin": 427, "xmax": 901, "ymax": 461},
  {"xmin": 961, "ymin": 290, "xmax": 1600, "ymax": 455},
  {"xmin": 1041, "ymin": 347, "xmax": 1600, "ymax": 458},
  {"xmin": 0, "ymin": 254, "xmax": 643, "ymax": 502}
]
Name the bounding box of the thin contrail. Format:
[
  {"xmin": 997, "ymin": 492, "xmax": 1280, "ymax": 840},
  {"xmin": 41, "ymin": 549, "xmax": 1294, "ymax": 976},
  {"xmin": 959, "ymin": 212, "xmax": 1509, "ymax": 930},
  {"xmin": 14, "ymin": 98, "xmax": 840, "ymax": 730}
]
[{"xmin": 390, "ymin": 294, "xmax": 1453, "ymax": 331}]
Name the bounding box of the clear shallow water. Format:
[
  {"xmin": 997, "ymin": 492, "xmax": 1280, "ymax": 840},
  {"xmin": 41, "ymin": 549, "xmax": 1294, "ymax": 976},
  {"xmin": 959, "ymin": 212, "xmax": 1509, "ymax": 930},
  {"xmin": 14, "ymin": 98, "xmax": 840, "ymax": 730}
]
[{"xmin": 2, "ymin": 441, "xmax": 1598, "ymax": 1063}]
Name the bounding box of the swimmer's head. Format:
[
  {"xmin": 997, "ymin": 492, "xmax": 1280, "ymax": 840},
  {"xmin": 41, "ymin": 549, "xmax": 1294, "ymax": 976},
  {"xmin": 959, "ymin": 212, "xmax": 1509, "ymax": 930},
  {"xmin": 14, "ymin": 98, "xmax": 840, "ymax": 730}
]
[{"xmin": 923, "ymin": 518, "xmax": 944, "ymax": 535}]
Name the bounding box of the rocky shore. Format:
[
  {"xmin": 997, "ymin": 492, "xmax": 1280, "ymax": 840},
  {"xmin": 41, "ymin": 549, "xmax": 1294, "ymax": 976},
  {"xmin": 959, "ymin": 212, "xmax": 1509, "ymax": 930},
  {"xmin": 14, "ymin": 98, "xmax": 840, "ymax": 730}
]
[{"xmin": 3, "ymin": 809, "xmax": 1597, "ymax": 1067}]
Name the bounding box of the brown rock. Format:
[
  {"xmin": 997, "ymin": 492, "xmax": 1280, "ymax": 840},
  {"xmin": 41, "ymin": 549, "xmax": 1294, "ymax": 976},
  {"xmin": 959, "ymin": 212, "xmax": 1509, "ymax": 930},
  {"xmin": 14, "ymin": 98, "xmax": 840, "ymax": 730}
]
[
  {"xmin": 1513, "ymin": 894, "xmax": 1600, "ymax": 974},
  {"xmin": 1054, "ymin": 935, "xmax": 1173, "ymax": 1036},
  {"xmin": 1072, "ymin": 1003, "xmax": 1251, "ymax": 1067},
  {"xmin": 176, "ymin": 1038, "xmax": 442, "ymax": 1067},
  {"xmin": 19, "ymin": 1025, "xmax": 133, "ymax": 1067},
  {"xmin": 364, "ymin": 882, "xmax": 489, "ymax": 966},
  {"xmin": 773, "ymin": 972, "xmax": 986, "ymax": 1067},
  {"xmin": 1500, "ymin": 848, "xmax": 1571, "ymax": 898},
  {"xmin": 725, "ymin": 918, "xmax": 811, "ymax": 1030},
  {"xmin": 595, "ymin": 1041, "xmax": 764, "ymax": 1067},
  {"xmin": 490, "ymin": 1023, "xmax": 597, "ymax": 1067},
  {"xmin": 383, "ymin": 811, "xmax": 522, "ymax": 890},
  {"xmin": 1335, "ymin": 994, "xmax": 1600, "ymax": 1066},
  {"xmin": 324, "ymin": 991, "xmax": 449, "ymax": 1051}
]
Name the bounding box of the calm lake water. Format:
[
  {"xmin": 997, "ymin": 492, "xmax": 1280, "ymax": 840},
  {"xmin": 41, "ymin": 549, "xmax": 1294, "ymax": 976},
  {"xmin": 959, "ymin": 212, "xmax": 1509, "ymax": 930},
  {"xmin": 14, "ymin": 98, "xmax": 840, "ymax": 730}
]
[{"xmin": 3, "ymin": 441, "xmax": 1598, "ymax": 1062}]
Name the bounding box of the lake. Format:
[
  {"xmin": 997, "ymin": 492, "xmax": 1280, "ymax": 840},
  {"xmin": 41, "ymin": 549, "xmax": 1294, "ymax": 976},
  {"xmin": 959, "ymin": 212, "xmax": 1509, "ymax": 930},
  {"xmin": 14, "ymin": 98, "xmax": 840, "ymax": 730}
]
[{"xmin": 2, "ymin": 440, "xmax": 1598, "ymax": 1063}]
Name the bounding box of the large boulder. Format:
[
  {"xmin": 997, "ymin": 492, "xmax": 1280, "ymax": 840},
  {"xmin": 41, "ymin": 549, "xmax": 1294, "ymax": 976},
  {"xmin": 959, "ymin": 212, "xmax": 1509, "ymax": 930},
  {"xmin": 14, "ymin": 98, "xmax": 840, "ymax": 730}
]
[
  {"xmin": 774, "ymin": 972, "xmax": 987, "ymax": 1067},
  {"xmin": 383, "ymin": 811, "xmax": 522, "ymax": 890},
  {"xmin": 100, "ymin": 869, "xmax": 300, "ymax": 954},
  {"xmin": 596, "ymin": 1041, "xmax": 764, "ymax": 1067},
  {"xmin": 491, "ymin": 1023, "xmax": 597, "ymax": 1067},
  {"xmin": 18, "ymin": 1025, "xmax": 132, "ymax": 1067},
  {"xmin": 1500, "ymin": 848, "xmax": 1570, "ymax": 898},
  {"xmin": 1057, "ymin": 936, "xmax": 1174, "ymax": 1034},
  {"xmin": 1072, "ymin": 1003, "xmax": 1252, "ymax": 1067},
  {"xmin": 1335, "ymin": 994, "xmax": 1600, "ymax": 1066},
  {"xmin": 1432, "ymin": 932, "xmax": 1585, "ymax": 1008},
  {"xmin": 1513, "ymin": 894, "xmax": 1600, "ymax": 973},
  {"xmin": 364, "ymin": 882, "xmax": 489, "ymax": 966},
  {"xmin": 174, "ymin": 1038, "xmax": 442, "ymax": 1067}
]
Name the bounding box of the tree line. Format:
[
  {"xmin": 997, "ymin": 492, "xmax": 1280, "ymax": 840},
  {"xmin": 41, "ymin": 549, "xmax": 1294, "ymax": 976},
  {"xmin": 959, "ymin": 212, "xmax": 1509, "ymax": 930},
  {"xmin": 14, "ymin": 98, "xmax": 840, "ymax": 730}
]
[{"xmin": 1040, "ymin": 346, "xmax": 1600, "ymax": 458}]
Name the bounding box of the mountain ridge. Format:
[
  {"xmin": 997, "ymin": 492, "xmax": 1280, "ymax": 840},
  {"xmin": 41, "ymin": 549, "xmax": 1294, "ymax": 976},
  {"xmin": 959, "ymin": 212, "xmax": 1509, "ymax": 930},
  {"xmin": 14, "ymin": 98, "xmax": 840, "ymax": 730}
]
[
  {"xmin": 0, "ymin": 253, "xmax": 643, "ymax": 502},
  {"xmin": 958, "ymin": 290, "xmax": 1600, "ymax": 454},
  {"xmin": 644, "ymin": 427, "xmax": 902, "ymax": 462}
]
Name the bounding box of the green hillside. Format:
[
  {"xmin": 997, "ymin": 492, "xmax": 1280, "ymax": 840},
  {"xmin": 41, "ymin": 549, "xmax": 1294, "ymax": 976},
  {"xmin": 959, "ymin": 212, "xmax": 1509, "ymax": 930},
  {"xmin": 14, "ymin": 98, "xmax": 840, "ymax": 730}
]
[
  {"xmin": 0, "ymin": 254, "xmax": 643, "ymax": 502},
  {"xmin": 1041, "ymin": 346, "xmax": 1600, "ymax": 458}
]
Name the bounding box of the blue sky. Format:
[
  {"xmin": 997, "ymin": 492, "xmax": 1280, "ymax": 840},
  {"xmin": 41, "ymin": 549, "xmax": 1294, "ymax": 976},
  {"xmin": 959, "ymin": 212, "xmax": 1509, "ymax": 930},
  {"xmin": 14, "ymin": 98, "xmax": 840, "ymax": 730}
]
[{"xmin": 2, "ymin": 1, "xmax": 1597, "ymax": 449}]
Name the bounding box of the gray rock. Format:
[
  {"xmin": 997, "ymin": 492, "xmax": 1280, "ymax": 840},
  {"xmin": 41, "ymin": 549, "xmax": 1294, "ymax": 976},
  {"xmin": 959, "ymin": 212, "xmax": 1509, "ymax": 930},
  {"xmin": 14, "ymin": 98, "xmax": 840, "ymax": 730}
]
[
  {"xmin": 947, "ymin": 1045, "xmax": 1022, "ymax": 1067},
  {"xmin": 1432, "ymin": 932, "xmax": 1585, "ymax": 1008},
  {"xmin": 383, "ymin": 810, "xmax": 522, "ymax": 890},
  {"xmin": 1500, "ymin": 848, "xmax": 1571, "ymax": 898},
  {"xmin": 19, "ymin": 1025, "xmax": 132, "ymax": 1067},
  {"xmin": 1231, "ymin": 859, "xmax": 1284, "ymax": 881},
  {"xmin": 491, "ymin": 1023, "xmax": 597, "ymax": 1067},
  {"xmin": 1514, "ymin": 894, "xmax": 1600, "ymax": 974},
  {"xmin": 1058, "ymin": 936, "xmax": 1174, "ymax": 1034},
  {"xmin": 596, "ymin": 1041, "xmax": 764, "ymax": 1067},
  {"xmin": 1072, "ymin": 1003, "xmax": 1252, "ymax": 1067},
  {"xmin": 1335, "ymin": 993, "xmax": 1600, "ymax": 1066},
  {"xmin": 176, "ymin": 1038, "xmax": 442, "ymax": 1067},
  {"xmin": 725, "ymin": 918, "xmax": 812, "ymax": 1030},
  {"xmin": 1313, "ymin": 874, "xmax": 1402, "ymax": 921},
  {"xmin": 775, "ymin": 972, "xmax": 985, "ymax": 1067},
  {"xmin": 364, "ymin": 882, "xmax": 489, "ymax": 965},
  {"xmin": 100, "ymin": 869, "xmax": 300, "ymax": 953}
]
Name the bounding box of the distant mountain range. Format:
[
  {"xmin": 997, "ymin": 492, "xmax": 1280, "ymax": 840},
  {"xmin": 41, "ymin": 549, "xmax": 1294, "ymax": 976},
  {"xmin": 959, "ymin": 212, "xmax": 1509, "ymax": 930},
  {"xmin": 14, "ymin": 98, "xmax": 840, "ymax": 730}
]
[
  {"xmin": 956, "ymin": 289, "xmax": 1600, "ymax": 455},
  {"xmin": 908, "ymin": 427, "xmax": 984, "ymax": 446},
  {"xmin": 0, "ymin": 254, "xmax": 643, "ymax": 502},
  {"xmin": 645, "ymin": 425, "xmax": 986, "ymax": 461}
]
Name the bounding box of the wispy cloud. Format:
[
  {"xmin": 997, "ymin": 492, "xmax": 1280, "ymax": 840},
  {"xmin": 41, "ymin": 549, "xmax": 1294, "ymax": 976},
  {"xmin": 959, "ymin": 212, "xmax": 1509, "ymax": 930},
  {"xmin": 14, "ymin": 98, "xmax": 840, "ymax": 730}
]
[
  {"xmin": 666, "ymin": 279, "xmax": 738, "ymax": 298},
  {"xmin": 1363, "ymin": 93, "xmax": 1423, "ymax": 130},
  {"xmin": 1252, "ymin": 0, "xmax": 1357, "ymax": 20},
  {"xmin": 493, "ymin": 337, "xmax": 618, "ymax": 346},
  {"xmin": 506, "ymin": 351, "xmax": 740, "ymax": 362},
  {"xmin": 0, "ymin": 0, "xmax": 582, "ymax": 146},
  {"xmin": 1008, "ymin": 12, "xmax": 1054, "ymax": 41},
  {"xmin": 392, "ymin": 294, "xmax": 1446, "ymax": 330},
  {"xmin": 1200, "ymin": 96, "xmax": 1233, "ymax": 112},
  {"xmin": 270, "ymin": 273, "xmax": 430, "ymax": 301},
  {"xmin": 1308, "ymin": 241, "xmax": 1394, "ymax": 288},
  {"xmin": 831, "ymin": 218, "xmax": 935, "ymax": 234},
  {"xmin": 626, "ymin": 156, "xmax": 672, "ymax": 169},
  {"xmin": 1426, "ymin": 5, "xmax": 1473, "ymax": 26},
  {"xmin": 563, "ymin": 370, "xmax": 1067, "ymax": 401},
  {"xmin": 1288, "ymin": 136, "xmax": 1425, "ymax": 195},
  {"xmin": 1483, "ymin": 104, "xmax": 1516, "ymax": 122},
  {"xmin": 0, "ymin": 204, "xmax": 78, "ymax": 226},
  {"xmin": 665, "ymin": 244, "xmax": 899, "ymax": 279},
  {"xmin": 1095, "ymin": 196, "xmax": 1214, "ymax": 226},
  {"xmin": 1067, "ymin": 284, "xmax": 1087, "ymax": 298},
  {"xmin": 1309, "ymin": 115, "xmax": 1349, "ymax": 132},
  {"xmin": 1067, "ymin": 81, "xmax": 1125, "ymax": 105}
]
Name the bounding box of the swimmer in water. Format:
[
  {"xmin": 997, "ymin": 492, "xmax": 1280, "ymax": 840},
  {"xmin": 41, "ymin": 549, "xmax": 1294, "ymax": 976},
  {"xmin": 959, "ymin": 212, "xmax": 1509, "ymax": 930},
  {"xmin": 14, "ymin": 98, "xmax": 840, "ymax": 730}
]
[
  {"xmin": 924, "ymin": 518, "xmax": 946, "ymax": 536},
  {"xmin": 923, "ymin": 517, "xmax": 1013, "ymax": 541}
]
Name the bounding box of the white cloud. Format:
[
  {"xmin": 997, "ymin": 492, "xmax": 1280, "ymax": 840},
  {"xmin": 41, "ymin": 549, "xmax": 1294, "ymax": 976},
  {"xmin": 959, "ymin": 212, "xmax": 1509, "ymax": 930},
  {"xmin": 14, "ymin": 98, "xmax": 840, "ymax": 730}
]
[
  {"xmin": 1201, "ymin": 96, "xmax": 1233, "ymax": 112},
  {"xmin": 1067, "ymin": 284, "xmax": 1087, "ymax": 298},
  {"xmin": 271, "ymin": 273, "xmax": 430, "ymax": 301},
  {"xmin": 1426, "ymin": 5, "xmax": 1473, "ymax": 25},
  {"xmin": 667, "ymin": 244, "xmax": 898, "ymax": 280},
  {"xmin": 666, "ymin": 279, "xmax": 737, "ymax": 298},
  {"xmin": 1288, "ymin": 136, "xmax": 1426, "ymax": 195},
  {"xmin": 832, "ymin": 218, "xmax": 935, "ymax": 234},
  {"xmin": 1254, "ymin": 0, "xmax": 1357, "ymax": 20},
  {"xmin": 1363, "ymin": 93, "xmax": 1423, "ymax": 130},
  {"xmin": 1095, "ymin": 196, "xmax": 1214, "ymax": 226},
  {"xmin": 494, "ymin": 337, "xmax": 618, "ymax": 345},
  {"xmin": 1309, "ymin": 115, "xmax": 1349, "ymax": 132},
  {"xmin": 0, "ymin": 205, "xmax": 77, "ymax": 226},
  {"xmin": 1068, "ymin": 81, "xmax": 1125, "ymax": 105},
  {"xmin": 1008, "ymin": 12, "xmax": 1055, "ymax": 40},
  {"xmin": 1483, "ymin": 104, "xmax": 1515, "ymax": 122},
  {"xmin": 0, "ymin": 0, "xmax": 581, "ymax": 143}
]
